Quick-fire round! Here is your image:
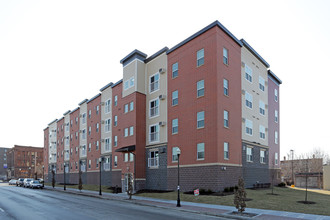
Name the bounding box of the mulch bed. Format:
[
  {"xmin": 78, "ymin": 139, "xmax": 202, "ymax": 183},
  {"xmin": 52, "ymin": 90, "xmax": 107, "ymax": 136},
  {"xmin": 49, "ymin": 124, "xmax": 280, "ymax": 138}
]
[{"xmin": 297, "ymin": 201, "xmax": 316, "ymax": 204}]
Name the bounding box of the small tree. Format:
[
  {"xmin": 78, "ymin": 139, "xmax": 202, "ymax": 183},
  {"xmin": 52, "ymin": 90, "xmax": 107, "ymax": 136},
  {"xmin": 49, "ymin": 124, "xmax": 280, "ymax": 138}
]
[
  {"xmin": 127, "ymin": 174, "xmax": 133, "ymax": 200},
  {"xmin": 51, "ymin": 169, "xmax": 55, "ymax": 188},
  {"xmin": 78, "ymin": 170, "xmax": 83, "ymax": 192},
  {"xmin": 234, "ymin": 177, "xmax": 247, "ymax": 213}
]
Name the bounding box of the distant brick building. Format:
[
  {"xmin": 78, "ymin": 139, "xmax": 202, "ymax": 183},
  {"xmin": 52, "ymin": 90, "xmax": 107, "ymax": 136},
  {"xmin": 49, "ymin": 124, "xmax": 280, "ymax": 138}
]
[{"xmin": 7, "ymin": 145, "xmax": 44, "ymax": 179}]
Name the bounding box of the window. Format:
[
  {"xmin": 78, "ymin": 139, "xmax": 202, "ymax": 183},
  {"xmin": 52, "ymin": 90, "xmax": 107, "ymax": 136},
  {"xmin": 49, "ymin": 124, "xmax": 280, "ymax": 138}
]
[
  {"xmin": 130, "ymin": 101, "xmax": 134, "ymax": 111},
  {"xmin": 96, "ymin": 105, "xmax": 99, "ymax": 115},
  {"xmin": 223, "ymin": 79, "xmax": 228, "ymax": 96},
  {"xmin": 275, "ymin": 110, "xmax": 278, "ymax": 123},
  {"xmin": 124, "ymin": 128, "xmax": 128, "ymax": 137},
  {"xmin": 88, "ymin": 143, "xmax": 91, "ymax": 152},
  {"xmin": 275, "ymin": 131, "xmax": 278, "ymax": 144},
  {"xmin": 246, "ymin": 147, "xmax": 253, "ymax": 162},
  {"xmin": 105, "ymin": 119, "xmax": 111, "ymax": 132},
  {"xmin": 274, "ymin": 89, "xmax": 278, "ymax": 102},
  {"xmin": 197, "ymin": 143, "xmax": 205, "ymax": 160},
  {"xmin": 172, "ymin": 62, "xmax": 178, "ymax": 78},
  {"xmin": 197, "ymin": 48, "xmax": 204, "ymax": 67},
  {"xmin": 275, "ymin": 153, "xmax": 278, "ymax": 165},
  {"xmin": 197, "ymin": 111, "xmax": 205, "ymax": 128},
  {"xmin": 130, "ymin": 77, "xmax": 134, "ymax": 87},
  {"xmin": 114, "ymin": 95, "xmax": 118, "ymax": 106},
  {"xmin": 96, "ymin": 159, "xmax": 99, "ymax": 168},
  {"xmin": 82, "ymin": 113, "xmax": 86, "ymax": 124},
  {"xmin": 260, "ymin": 150, "xmax": 265, "ymax": 163},
  {"xmin": 197, "ymin": 80, "xmax": 204, "ymax": 97},
  {"xmin": 223, "ymin": 48, "xmax": 228, "ymax": 65},
  {"xmin": 172, "ymin": 147, "xmax": 179, "ymax": 162},
  {"xmin": 96, "ymin": 141, "xmax": 99, "ymax": 150},
  {"xmin": 130, "ymin": 153, "xmax": 134, "ymax": 162},
  {"xmin": 245, "ymin": 65, "xmax": 252, "ymax": 82},
  {"xmin": 114, "ymin": 136, "xmax": 117, "ymax": 147},
  {"xmin": 259, "ymin": 76, "xmax": 265, "ymax": 91},
  {"xmin": 259, "ymin": 100, "xmax": 265, "ymax": 115},
  {"xmin": 172, "ymin": 118, "xmax": 178, "ymax": 134},
  {"xmin": 148, "ymin": 150, "xmax": 159, "ymax": 167},
  {"xmin": 245, "ymin": 119, "xmax": 253, "ymax": 135},
  {"xmin": 172, "ymin": 90, "xmax": 178, "ymax": 106},
  {"xmin": 114, "ymin": 115, "xmax": 118, "ymax": 126},
  {"xmin": 129, "ymin": 126, "xmax": 134, "ymax": 136},
  {"xmin": 259, "ymin": 125, "xmax": 266, "ymax": 139},
  {"xmin": 82, "ymin": 129, "xmax": 86, "ymax": 139},
  {"xmin": 88, "ymin": 110, "xmax": 91, "ymax": 118},
  {"xmin": 88, "ymin": 160, "xmax": 91, "ymax": 169},
  {"xmin": 224, "ymin": 142, "xmax": 229, "ymax": 159},
  {"xmin": 88, "ymin": 126, "xmax": 91, "ymax": 136},
  {"xmin": 96, "ymin": 123, "xmax": 99, "ymax": 133},
  {"xmin": 105, "ymin": 99, "xmax": 111, "ymax": 113},
  {"xmin": 124, "ymin": 77, "xmax": 134, "ymax": 90},
  {"xmin": 105, "ymin": 138, "xmax": 111, "ymax": 151},
  {"xmin": 114, "ymin": 156, "xmax": 118, "ymax": 167},
  {"xmin": 124, "ymin": 153, "xmax": 128, "ymax": 162},
  {"xmin": 149, "ymin": 98, "xmax": 159, "ymax": 117},
  {"xmin": 124, "ymin": 80, "xmax": 129, "ymax": 90},
  {"xmin": 124, "ymin": 104, "xmax": 129, "ymax": 113},
  {"xmin": 245, "ymin": 92, "xmax": 253, "ymax": 109},
  {"xmin": 104, "ymin": 157, "xmax": 110, "ymax": 170},
  {"xmin": 150, "ymin": 73, "xmax": 159, "ymax": 93},
  {"xmin": 224, "ymin": 110, "xmax": 229, "ymax": 128},
  {"xmin": 149, "ymin": 124, "xmax": 159, "ymax": 142}
]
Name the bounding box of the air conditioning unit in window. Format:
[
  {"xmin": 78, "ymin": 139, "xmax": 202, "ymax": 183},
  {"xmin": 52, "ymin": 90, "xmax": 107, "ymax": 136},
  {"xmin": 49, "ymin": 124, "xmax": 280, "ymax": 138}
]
[
  {"xmin": 159, "ymin": 68, "xmax": 166, "ymax": 74},
  {"xmin": 159, "ymin": 95, "xmax": 166, "ymax": 100},
  {"xmin": 159, "ymin": 121, "xmax": 166, "ymax": 126}
]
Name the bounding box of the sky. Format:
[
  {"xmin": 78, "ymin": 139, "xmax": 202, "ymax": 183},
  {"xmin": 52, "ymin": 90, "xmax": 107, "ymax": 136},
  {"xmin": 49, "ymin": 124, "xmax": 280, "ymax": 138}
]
[{"xmin": 0, "ymin": 0, "xmax": 329, "ymax": 159}]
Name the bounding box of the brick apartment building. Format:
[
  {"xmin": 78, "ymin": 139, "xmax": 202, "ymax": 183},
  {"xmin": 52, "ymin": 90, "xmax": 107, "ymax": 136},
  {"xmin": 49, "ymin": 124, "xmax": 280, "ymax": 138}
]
[
  {"xmin": 7, "ymin": 145, "xmax": 44, "ymax": 179},
  {"xmin": 44, "ymin": 20, "xmax": 282, "ymax": 191}
]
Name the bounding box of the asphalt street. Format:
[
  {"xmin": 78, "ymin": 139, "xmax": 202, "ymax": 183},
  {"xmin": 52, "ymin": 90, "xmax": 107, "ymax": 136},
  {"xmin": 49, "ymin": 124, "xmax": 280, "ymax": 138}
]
[{"xmin": 0, "ymin": 183, "xmax": 229, "ymax": 220}]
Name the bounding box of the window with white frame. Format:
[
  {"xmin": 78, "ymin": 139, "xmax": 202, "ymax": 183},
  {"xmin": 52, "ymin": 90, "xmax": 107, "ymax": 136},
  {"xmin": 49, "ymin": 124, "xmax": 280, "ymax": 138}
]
[
  {"xmin": 82, "ymin": 129, "xmax": 86, "ymax": 139},
  {"xmin": 104, "ymin": 157, "xmax": 110, "ymax": 170},
  {"xmin": 129, "ymin": 126, "xmax": 134, "ymax": 136},
  {"xmin": 114, "ymin": 156, "xmax": 118, "ymax": 167},
  {"xmin": 223, "ymin": 79, "xmax": 228, "ymax": 96},
  {"xmin": 124, "ymin": 80, "xmax": 129, "ymax": 90},
  {"xmin": 245, "ymin": 65, "xmax": 252, "ymax": 82},
  {"xmin": 259, "ymin": 76, "xmax": 265, "ymax": 91},
  {"xmin": 129, "ymin": 77, "xmax": 134, "ymax": 88},
  {"xmin": 245, "ymin": 119, "xmax": 253, "ymax": 135},
  {"xmin": 88, "ymin": 143, "xmax": 91, "ymax": 152},
  {"xmin": 172, "ymin": 147, "xmax": 179, "ymax": 162},
  {"xmin": 88, "ymin": 126, "xmax": 91, "ymax": 135},
  {"xmin": 114, "ymin": 115, "xmax": 117, "ymax": 126},
  {"xmin": 224, "ymin": 142, "xmax": 229, "ymax": 159},
  {"xmin": 105, "ymin": 138, "xmax": 111, "ymax": 151},
  {"xmin": 245, "ymin": 92, "xmax": 253, "ymax": 109},
  {"xmin": 105, "ymin": 99, "xmax": 111, "ymax": 113},
  {"xmin": 149, "ymin": 98, "xmax": 159, "ymax": 118},
  {"xmin": 114, "ymin": 136, "xmax": 117, "ymax": 147},
  {"xmin": 149, "ymin": 124, "xmax": 159, "ymax": 142},
  {"xmin": 197, "ymin": 80, "xmax": 204, "ymax": 97},
  {"xmin": 172, "ymin": 118, "xmax": 178, "ymax": 134},
  {"xmin": 65, "ymin": 137, "xmax": 69, "ymax": 146},
  {"xmin": 82, "ymin": 113, "xmax": 86, "ymax": 124},
  {"xmin": 274, "ymin": 89, "xmax": 278, "ymax": 102},
  {"xmin": 275, "ymin": 110, "xmax": 278, "ymax": 123},
  {"xmin": 259, "ymin": 100, "xmax": 265, "ymax": 115},
  {"xmin": 124, "ymin": 153, "xmax": 128, "ymax": 162},
  {"xmin": 275, "ymin": 131, "xmax": 278, "ymax": 144},
  {"xmin": 65, "ymin": 123, "xmax": 69, "ymax": 132},
  {"xmin": 105, "ymin": 119, "xmax": 111, "ymax": 132},
  {"xmin": 130, "ymin": 153, "xmax": 134, "ymax": 162},
  {"xmin": 81, "ymin": 145, "xmax": 86, "ymax": 156},
  {"xmin": 275, "ymin": 153, "xmax": 278, "ymax": 165},
  {"xmin": 197, "ymin": 111, "xmax": 205, "ymax": 128},
  {"xmin": 130, "ymin": 101, "xmax": 134, "ymax": 111},
  {"xmin": 246, "ymin": 147, "xmax": 253, "ymax": 162},
  {"xmin": 96, "ymin": 105, "xmax": 99, "ymax": 114},
  {"xmin": 96, "ymin": 123, "xmax": 99, "ymax": 133},
  {"xmin": 224, "ymin": 110, "xmax": 229, "ymax": 128},
  {"xmin": 124, "ymin": 128, "xmax": 128, "ymax": 137},
  {"xmin": 172, "ymin": 90, "xmax": 178, "ymax": 106},
  {"xmin": 88, "ymin": 110, "xmax": 91, "ymax": 118},
  {"xmin": 172, "ymin": 62, "xmax": 178, "ymax": 78},
  {"xmin": 197, "ymin": 143, "xmax": 205, "ymax": 160},
  {"xmin": 197, "ymin": 48, "xmax": 204, "ymax": 67},
  {"xmin": 150, "ymin": 73, "xmax": 160, "ymax": 93},
  {"xmin": 259, "ymin": 125, "xmax": 266, "ymax": 139},
  {"xmin": 148, "ymin": 150, "xmax": 159, "ymax": 167},
  {"xmin": 223, "ymin": 48, "xmax": 228, "ymax": 65},
  {"xmin": 114, "ymin": 95, "xmax": 118, "ymax": 106},
  {"xmin": 260, "ymin": 150, "xmax": 265, "ymax": 163},
  {"xmin": 124, "ymin": 104, "xmax": 129, "ymax": 113},
  {"xmin": 96, "ymin": 141, "xmax": 99, "ymax": 150}
]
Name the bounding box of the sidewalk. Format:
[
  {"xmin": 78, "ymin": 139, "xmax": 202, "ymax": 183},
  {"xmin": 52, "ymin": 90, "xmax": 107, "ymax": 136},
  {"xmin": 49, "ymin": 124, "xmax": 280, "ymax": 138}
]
[{"xmin": 44, "ymin": 186, "xmax": 330, "ymax": 220}]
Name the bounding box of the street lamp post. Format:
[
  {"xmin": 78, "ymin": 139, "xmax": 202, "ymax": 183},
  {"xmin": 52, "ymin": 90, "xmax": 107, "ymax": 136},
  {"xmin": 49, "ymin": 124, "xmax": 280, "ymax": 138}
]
[
  {"xmin": 99, "ymin": 157, "xmax": 102, "ymax": 196},
  {"xmin": 176, "ymin": 148, "xmax": 181, "ymax": 207},
  {"xmin": 63, "ymin": 163, "xmax": 66, "ymax": 191},
  {"xmin": 42, "ymin": 165, "xmax": 44, "ymax": 188}
]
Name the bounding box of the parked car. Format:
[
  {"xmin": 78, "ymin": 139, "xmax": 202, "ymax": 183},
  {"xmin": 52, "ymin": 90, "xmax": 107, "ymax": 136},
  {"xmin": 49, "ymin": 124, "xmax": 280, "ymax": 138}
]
[
  {"xmin": 9, "ymin": 179, "xmax": 17, "ymax": 185},
  {"xmin": 23, "ymin": 178, "xmax": 34, "ymax": 188},
  {"xmin": 37, "ymin": 178, "xmax": 44, "ymax": 183},
  {"xmin": 16, "ymin": 178, "xmax": 25, "ymax": 187},
  {"xmin": 30, "ymin": 180, "xmax": 43, "ymax": 189}
]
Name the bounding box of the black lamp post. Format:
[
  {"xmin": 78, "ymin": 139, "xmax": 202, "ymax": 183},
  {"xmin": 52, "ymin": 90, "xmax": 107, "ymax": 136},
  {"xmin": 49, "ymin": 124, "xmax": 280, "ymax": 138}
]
[
  {"xmin": 63, "ymin": 163, "xmax": 66, "ymax": 191},
  {"xmin": 99, "ymin": 157, "xmax": 102, "ymax": 196},
  {"xmin": 42, "ymin": 165, "xmax": 44, "ymax": 188},
  {"xmin": 176, "ymin": 148, "xmax": 181, "ymax": 207}
]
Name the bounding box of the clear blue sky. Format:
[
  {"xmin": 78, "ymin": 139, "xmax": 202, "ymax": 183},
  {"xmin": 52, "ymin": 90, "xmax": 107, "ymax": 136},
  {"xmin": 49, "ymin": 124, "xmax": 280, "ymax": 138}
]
[{"xmin": 1, "ymin": 0, "xmax": 329, "ymax": 159}]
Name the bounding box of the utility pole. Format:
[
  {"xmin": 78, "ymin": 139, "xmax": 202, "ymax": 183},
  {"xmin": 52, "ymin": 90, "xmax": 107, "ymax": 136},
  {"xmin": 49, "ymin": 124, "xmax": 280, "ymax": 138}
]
[{"xmin": 290, "ymin": 149, "xmax": 294, "ymax": 185}]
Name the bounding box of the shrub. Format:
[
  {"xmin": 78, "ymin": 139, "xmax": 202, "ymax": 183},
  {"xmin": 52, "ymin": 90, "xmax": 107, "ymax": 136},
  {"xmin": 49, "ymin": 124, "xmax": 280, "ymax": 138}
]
[{"xmin": 278, "ymin": 182, "xmax": 286, "ymax": 187}]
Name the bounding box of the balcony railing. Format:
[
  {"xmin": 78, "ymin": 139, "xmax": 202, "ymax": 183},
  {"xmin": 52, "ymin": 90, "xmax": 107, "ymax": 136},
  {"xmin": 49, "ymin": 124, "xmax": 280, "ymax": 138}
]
[
  {"xmin": 148, "ymin": 157, "xmax": 159, "ymax": 167},
  {"xmin": 103, "ymin": 163, "xmax": 110, "ymax": 171}
]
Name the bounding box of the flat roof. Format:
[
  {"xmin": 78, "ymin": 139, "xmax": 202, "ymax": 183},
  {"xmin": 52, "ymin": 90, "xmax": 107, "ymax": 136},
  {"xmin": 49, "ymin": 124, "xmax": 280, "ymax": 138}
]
[{"xmin": 240, "ymin": 39, "xmax": 270, "ymax": 68}]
